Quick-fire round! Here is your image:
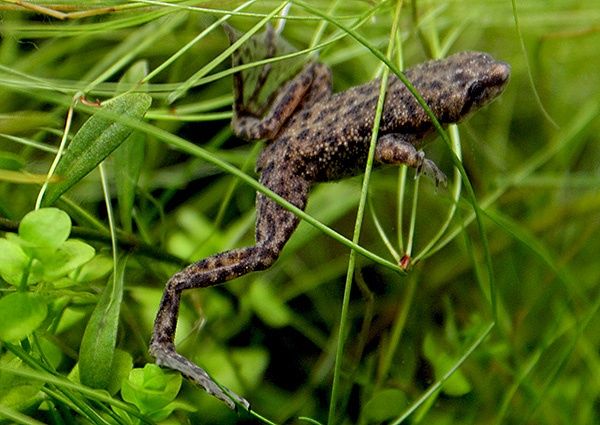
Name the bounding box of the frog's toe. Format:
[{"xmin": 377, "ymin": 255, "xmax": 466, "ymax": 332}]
[{"xmin": 418, "ymin": 157, "xmax": 447, "ymax": 187}]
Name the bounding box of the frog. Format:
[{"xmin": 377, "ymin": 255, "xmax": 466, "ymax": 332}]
[{"xmin": 150, "ymin": 24, "xmax": 510, "ymax": 410}]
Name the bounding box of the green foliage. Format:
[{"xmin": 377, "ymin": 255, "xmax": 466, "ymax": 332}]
[
  {"xmin": 79, "ymin": 257, "xmax": 126, "ymax": 390},
  {"xmin": 119, "ymin": 364, "xmax": 193, "ymax": 423},
  {"xmin": 0, "ymin": 352, "xmax": 44, "ymax": 413},
  {"xmin": 0, "ymin": 1, "xmax": 599, "ymax": 425},
  {"xmin": 362, "ymin": 389, "xmax": 407, "ymax": 423},
  {"xmin": 0, "ymin": 208, "xmax": 95, "ymax": 342},
  {"xmin": 0, "ymin": 208, "xmax": 95, "ymax": 287},
  {"xmin": 0, "ymin": 293, "xmax": 47, "ymax": 342},
  {"xmin": 423, "ymin": 333, "xmax": 472, "ymax": 397},
  {"xmin": 41, "ymin": 93, "xmax": 152, "ymax": 206},
  {"xmin": 248, "ymin": 278, "xmax": 293, "ymax": 327}
]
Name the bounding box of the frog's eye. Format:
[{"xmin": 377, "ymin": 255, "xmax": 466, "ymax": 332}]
[{"xmin": 467, "ymin": 81, "xmax": 486, "ymax": 101}]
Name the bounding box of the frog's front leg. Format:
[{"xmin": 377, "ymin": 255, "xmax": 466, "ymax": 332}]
[
  {"xmin": 232, "ymin": 61, "xmax": 333, "ymax": 141},
  {"xmin": 375, "ymin": 133, "xmax": 447, "ymax": 186},
  {"xmin": 150, "ymin": 165, "xmax": 311, "ymax": 409}
]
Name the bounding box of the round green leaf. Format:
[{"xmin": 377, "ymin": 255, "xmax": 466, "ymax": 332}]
[
  {"xmin": 19, "ymin": 208, "xmax": 71, "ymax": 248},
  {"xmin": 0, "ymin": 238, "xmax": 29, "ymax": 286},
  {"xmin": 363, "ymin": 389, "xmax": 407, "ymax": 422},
  {"xmin": 74, "ymin": 255, "xmax": 114, "ymax": 282},
  {"xmin": 121, "ymin": 364, "xmax": 182, "ymax": 415},
  {"xmin": 0, "ymin": 292, "xmax": 48, "ymax": 341},
  {"xmin": 41, "ymin": 239, "xmax": 96, "ymax": 280}
]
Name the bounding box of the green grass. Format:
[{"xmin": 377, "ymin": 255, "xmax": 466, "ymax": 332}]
[{"xmin": 1, "ymin": 1, "xmax": 599, "ymax": 424}]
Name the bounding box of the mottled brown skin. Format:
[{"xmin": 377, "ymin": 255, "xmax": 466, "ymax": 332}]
[{"xmin": 150, "ymin": 26, "xmax": 510, "ymax": 409}]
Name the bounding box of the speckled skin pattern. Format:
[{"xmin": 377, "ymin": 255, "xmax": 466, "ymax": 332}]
[{"xmin": 150, "ymin": 26, "xmax": 510, "ymax": 409}]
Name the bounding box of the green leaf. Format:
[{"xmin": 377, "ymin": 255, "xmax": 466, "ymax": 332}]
[
  {"xmin": 199, "ymin": 346, "xmax": 268, "ymax": 393},
  {"xmin": 363, "ymin": 389, "xmax": 407, "ymax": 422},
  {"xmin": 74, "ymin": 254, "xmax": 114, "ymax": 282},
  {"xmin": 0, "ymin": 151, "xmax": 24, "ymax": 171},
  {"xmin": 423, "ymin": 333, "xmax": 472, "ymax": 397},
  {"xmin": 114, "ymin": 131, "xmax": 145, "ymax": 233},
  {"xmin": 0, "ymin": 292, "xmax": 48, "ymax": 341},
  {"xmin": 19, "ymin": 208, "xmax": 71, "ymax": 249},
  {"xmin": 249, "ymin": 279, "xmax": 292, "ymax": 327},
  {"xmin": 230, "ymin": 347, "xmax": 269, "ymax": 388},
  {"xmin": 79, "ymin": 256, "xmax": 126, "ymax": 389},
  {"xmin": 40, "ymin": 239, "xmax": 95, "ymax": 280},
  {"xmin": 117, "ymin": 60, "xmax": 148, "ymax": 90},
  {"xmin": 0, "ymin": 110, "xmax": 57, "ymax": 134},
  {"xmin": 106, "ymin": 349, "xmax": 133, "ymax": 396},
  {"xmin": 121, "ymin": 364, "xmax": 186, "ymax": 420},
  {"xmin": 114, "ymin": 61, "xmax": 148, "ymax": 233},
  {"xmin": 0, "ymin": 238, "xmax": 30, "ymax": 286},
  {"xmin": 42, "ymin": 93, "xmax": 152, "ymax": 206}
]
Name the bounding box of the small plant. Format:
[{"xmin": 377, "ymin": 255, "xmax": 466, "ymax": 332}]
[
  {"xmin": 0, "ymin": 208, "xmax": 95, "ymax": 341},
  {"xmin": 0, "ymin": 208, "xmax": 189, "ymax": 423},
  {"xmin": 118, "ymin": 364, "xmax": 194, "ymax": 423}
]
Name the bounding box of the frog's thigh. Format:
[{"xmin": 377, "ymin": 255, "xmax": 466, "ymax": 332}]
[
  {"xmin": 256, "ymin": 164, "xmax": 311, "ymax": 249},
  {"xmin": 375, "ymin": 134, "xmax": 447, "ymax": 185},
  {"xmin": 232, "ymin": 62, "xmax": 319, "ymax": 141}
]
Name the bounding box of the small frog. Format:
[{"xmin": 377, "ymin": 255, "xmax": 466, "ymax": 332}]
[{"xmin": 150, "ymin": 24, "xmax": 510, "ymax": 409}]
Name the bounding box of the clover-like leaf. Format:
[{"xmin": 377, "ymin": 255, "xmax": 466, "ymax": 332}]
[
  {"xmin": 40, "ymin": 239, "xmax": 96, "ymax": 280},
  {"xmin": 121, "ymin": 364, "xmax": 189, "ymax": 421},
  {"xmin": 0, "ymin": 238, "xmax": 30, "ymax": 286},
  {"xmin": 0, "ymin": 292, "xmax": 48, "ymax": 341},
  {"xmin": 19, "ymin": 208, "xmax": 71, "ymax": 249}
]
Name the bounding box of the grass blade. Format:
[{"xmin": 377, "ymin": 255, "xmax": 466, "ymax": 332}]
[{"xmin": 79, "ymin": 256, "xmax": 127, "ymax": 390}]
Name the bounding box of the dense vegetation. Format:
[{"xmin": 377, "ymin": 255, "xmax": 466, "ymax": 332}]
[{"xmin": 0, "ymin": 1, "xmax": 598, "ymax": 424}]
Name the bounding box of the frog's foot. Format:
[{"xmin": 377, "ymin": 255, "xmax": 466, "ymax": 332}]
[
  {"xmin": 375, "ymin": 134, "xmax": 447, "ymax": 186},
  {"xmin": 150, "ymin": 342, "xmax": 250, "ymax": 411},
  {"xmin": 417, "ymin": 153, "xmax": 448, "ymax": 187}
]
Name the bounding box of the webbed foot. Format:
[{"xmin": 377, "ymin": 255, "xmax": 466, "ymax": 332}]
[
  {"xmin": 416, "ymin": 152, "xmax": 447, "ymax": 187},
  {"xmin": 150, "ymin": 342, "xmax": 250, "ymax": 411}
]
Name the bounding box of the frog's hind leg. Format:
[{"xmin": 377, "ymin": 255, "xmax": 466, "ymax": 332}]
[
  {"xmin": 150, "ymin": 166, "xmax": 311, "ymax": 409},
  {"xmin": 375, "ymin": 133, "xmax": 447, "ymax": 186},
  {"xmin": 223, "ymin": 23, "xmax": 277, "ymax": 118},
  {"xmin": 232, "ymin": 61, "xmax": 320, "ymax": 141},
  {"xmin": 244, "ymin": 24, "xmax": 277, "ymax": 110}
]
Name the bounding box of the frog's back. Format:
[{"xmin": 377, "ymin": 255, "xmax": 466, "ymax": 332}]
[
  {"xmin": 260, "ymin": 51, "xmax": 510, "ymax": 182},
  {"xmin": 267, "ymin": 77, "xmax": 427, "ymax": 181}
]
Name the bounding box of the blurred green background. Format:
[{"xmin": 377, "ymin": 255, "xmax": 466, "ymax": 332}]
[{"xmin": 0, "ymin": 1, "xmax": 598, "ymax": 424}]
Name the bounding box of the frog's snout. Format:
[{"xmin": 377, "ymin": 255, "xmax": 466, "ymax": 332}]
[{"xmin": 492, "ymin": 61, "xmax": 511, "ymax": 87}]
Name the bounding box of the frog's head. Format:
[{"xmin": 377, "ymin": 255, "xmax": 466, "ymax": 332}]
[{"xmin": 408, "ymin": 51, "xmax": 511, "ymax": 123}]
